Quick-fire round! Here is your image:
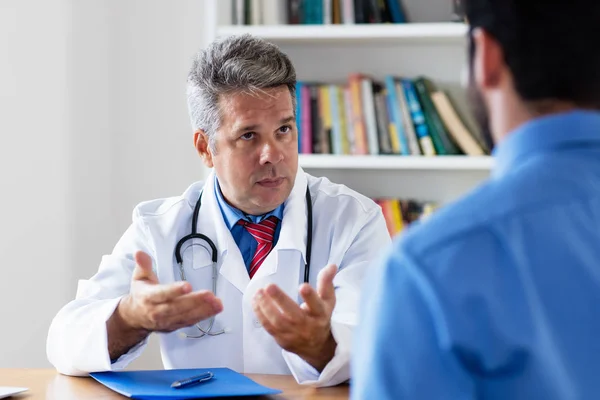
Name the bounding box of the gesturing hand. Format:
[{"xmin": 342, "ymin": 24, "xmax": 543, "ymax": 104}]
[
  {"xmin": 252, "ymin": 264, "xmax": 338, "ymax": 372},
  {"xmin": 119, "ymin": 251, "xmax": 224, "ymax": 333}
]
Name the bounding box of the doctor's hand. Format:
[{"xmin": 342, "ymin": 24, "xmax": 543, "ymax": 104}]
[
  {"xmin": 107, "ymin": 251, "xmax": 223, "ymax": 361},
  {"xmin": 252, "ymin": 263, "xmax": 338, "ymax": 372},
  {"xmin": 119, "ymin": 251, "xmax": 224, "ymax": 332}
]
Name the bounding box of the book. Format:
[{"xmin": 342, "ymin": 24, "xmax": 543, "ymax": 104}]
[
  {"xmin": 235, "ymin": 0, "xmax": 410, "ymax": 25},
  {"xmin": 295, "ymin": 74, "xmax": 481, "ymax": 156},
  {"xmin": 430, "ymin": 91, "xmax": 485, "ymax": 156},
  {"xmin": 375, "ymin": 197, "xmax": 437, "ymax": 236},
  {"xmin": 414, "ymin": 77, "xmax": 463, "ymax": 155},
  {"xmin": 451, "ymin": 0, "xmax": 466, "ymax": 23}
]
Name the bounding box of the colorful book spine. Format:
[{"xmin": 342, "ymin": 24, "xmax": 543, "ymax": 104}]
[
  {"xmin": 295, "ymin": 81, "xmax": 303, "ymax": 152},
  {"xmin": 385, "ymin": 76, "xmax": 410, "ymax": 155},
  {"xmin": 401, "ymin": 79, "xmax": 436, "ymax": 156},
  {"xmin": 301, "ymin": 84, "xmax": 312, "ymax": 154},
  {"xmin": 329, "ymin": 84, "xmax": 342, "ymax": 155},
  {"xmin": 414, "ymin": 77, "xmax": 462, "ymax": 155}
]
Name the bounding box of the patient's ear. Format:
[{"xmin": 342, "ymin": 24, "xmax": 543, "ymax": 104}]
[
  {"xmin": 194, "ymin": 130, "xmax": 213, "ymax": 168},
  {"xmin": 472, "ymin": 27, "xmax": 505, "ymax": 90}
]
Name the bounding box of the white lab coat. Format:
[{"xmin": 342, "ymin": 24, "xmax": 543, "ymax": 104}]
[{"xmin": 46, "ymin": 168, "xmax": 390, "ymax": 387}]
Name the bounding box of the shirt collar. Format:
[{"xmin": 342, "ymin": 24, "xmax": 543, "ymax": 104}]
[
  {"xmin": 492, "ymin": 110, "xmax": 600, "ymax": 178},
  {"xmin": 213, "ymin": 174, "xmax": 284, "ymax": 230}
]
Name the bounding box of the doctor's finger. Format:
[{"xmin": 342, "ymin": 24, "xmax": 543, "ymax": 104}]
[
  {"xmin": 173, "ymin": 290, "xmax": 223, "ymax": 315},
  {"xmin": 141, "ymin": 282, "xmax": 192, "ymax": 304},
  {"xmin": 253, "ymin": 305, "xmax": 279, "ymax": 336},
  {"xmin": 316, "ymin": 264, "xmax": 338, "ymax": 304},
  {"xmin": 253, "ymin": 293, "xmax": 295, "ymax": 333},
  {"xmin": 171, "ymin": 298, "xmax": 222, "ymax": 328},
  {"xmin": 253, "ymin": 301, "xmax": 294, "ymax": 339},
  {"xmin": 132, "ymin": 251, "xmax": 158, "ymax": 283},
  {"xmin": 254, "ymin": 307, "xmax": 300, "ymax": 352},
  {"xmin": 263, "ymin": 284, "xmax": 304, "ymax": 321},
  {"xmin": 149, "ymin": 293, "xmax": 222, "ymax": 329},
  {"xmin": 299, "ymin": 284, "xmax": 327, "ymax": 317}
]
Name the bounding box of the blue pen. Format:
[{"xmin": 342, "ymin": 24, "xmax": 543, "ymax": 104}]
[{"xmin": 171, "ymin": 371, "xmax": 214, "ymax": 389}]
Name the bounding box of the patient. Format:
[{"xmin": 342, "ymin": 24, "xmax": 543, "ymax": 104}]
[{"xmin": 352, "ymin": 0, "xmax": 600, "ymax": 398}]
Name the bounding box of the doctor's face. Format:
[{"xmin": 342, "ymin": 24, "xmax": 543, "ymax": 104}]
[{"xmin": 195, "ymin": 85, "xmax": 298, "ymax": 216}]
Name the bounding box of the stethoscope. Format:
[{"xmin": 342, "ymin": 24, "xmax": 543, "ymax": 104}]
[{"xmin": 174, "ymin": 185, "xmax": 313, "ymax": 339}]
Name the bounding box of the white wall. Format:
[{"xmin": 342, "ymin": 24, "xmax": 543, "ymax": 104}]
[
  {"xmin": 108, "ymin": 0, "xmax": 209, "ymax": 370},
  {"xmin": 68, "ymin": 0, "xmax": 116, "ymax": 300},
  {"xmin": 110, "ymin": 0, "xmax": 208, "ymax": 228},
  {"xmin": 0, "ymin": 0, "xmax": 71, "ymax": 367},
  {"xmin": 0, "ymin": 0, "xmax": 208, "ymax": 368}
]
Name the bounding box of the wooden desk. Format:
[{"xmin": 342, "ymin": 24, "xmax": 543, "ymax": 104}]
[{"xmin": 0, "ymin": 369, "xmax": 349, "ymax": 399}]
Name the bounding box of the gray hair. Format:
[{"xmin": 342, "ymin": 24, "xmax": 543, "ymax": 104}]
[{"xmin": 186, "ymin": 34, "xmax": 297, "ymax": 152}]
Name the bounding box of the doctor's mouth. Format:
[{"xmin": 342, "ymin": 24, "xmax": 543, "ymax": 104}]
[{"xmin": 257, "ymin": 177, "xmax": 285, "ymax": 188}]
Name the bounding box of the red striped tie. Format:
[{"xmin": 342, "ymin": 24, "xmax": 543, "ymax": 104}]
[{"xmin": 238, "ymin": 216, "xmax": 279, "ymax": 278}]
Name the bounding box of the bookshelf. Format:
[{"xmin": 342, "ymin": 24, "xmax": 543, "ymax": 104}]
[
  {"xmin": 203, "ymin": 0, "xmax": 490, "ymax": 207},
  {"xmin": 298, "ymin": 154, "xmax": 492, "ymax": 170},
  {"xmin": 217, "ymin": 23, "xmax": 468, "ymax": 43}
]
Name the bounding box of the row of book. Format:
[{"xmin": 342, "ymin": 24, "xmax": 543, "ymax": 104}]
[
  {"xmin": 375, "ymin": 198, "xmax": 436, "ymax": 237},
  {"xmin": 230, "ymin": 0, "xmax": 466, "ymax": 26},
  {"xmin": 296, "ymin": 75, "xmax": 488, "ymax": 156},
  {"xmin": 231, "ymin": 0, "xmax": 408, "ymax": 25}
]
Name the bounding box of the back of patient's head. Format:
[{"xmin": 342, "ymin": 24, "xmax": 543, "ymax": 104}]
[{"xmin": 465, "ymin": 0, "xmax": 600, "ymax": 110}]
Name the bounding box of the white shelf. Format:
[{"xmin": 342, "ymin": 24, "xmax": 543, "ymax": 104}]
[
  {"xmin": 206, "ymin": 0, "xmax": 486, "ymax": 203},
  {"xmin": 217, "ymin": 23, "xmax": 468, "ymax": 44},
  {"xmin": 298, "ymin": 155, "xmax": 493, "ymax": 170}
]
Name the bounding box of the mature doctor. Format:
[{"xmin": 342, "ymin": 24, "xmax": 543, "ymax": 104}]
[{"xmin": 47, "ymin": 34, "xmax": 390, "ymax": 387}]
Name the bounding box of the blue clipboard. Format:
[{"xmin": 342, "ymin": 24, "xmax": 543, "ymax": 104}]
[{"xmin": 90, "ymin": 367, "xmax": 282, "ymax": 399}]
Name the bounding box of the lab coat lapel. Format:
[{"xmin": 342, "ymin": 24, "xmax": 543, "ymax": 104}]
[{"xmin": 198, "ymin": 172, "xmax": 250, "ymax": 294}]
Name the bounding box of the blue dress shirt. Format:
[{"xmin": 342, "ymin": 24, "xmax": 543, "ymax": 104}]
[
  {"xmin": 214, "ymin": 176, "xmax": 283, "ymax": 272},
  {"xmin": 351, "ymin": 110, "xmax": 600, "ymax": 399}
]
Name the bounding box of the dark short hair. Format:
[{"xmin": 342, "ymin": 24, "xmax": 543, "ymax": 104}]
[{"xmin": 465, "ymin": 0, "xmax": 600, "ymax": 110}]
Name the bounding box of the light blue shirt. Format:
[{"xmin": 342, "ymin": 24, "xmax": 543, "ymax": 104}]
[
  {"xmin": 214, "ymin": 176, "xmax": 283, "ymax": 272},
  {"xmin": 351, "ymin": 110, "xmax": 600, "ymax": 399}
]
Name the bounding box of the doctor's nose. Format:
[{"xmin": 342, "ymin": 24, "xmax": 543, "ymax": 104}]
[{"xmin": 259, "ymin": 141, "xmax": 284, "ymax": 165}]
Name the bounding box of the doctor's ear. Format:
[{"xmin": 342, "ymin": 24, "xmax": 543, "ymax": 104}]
[{"xmin": 193, "ymin": 130, "xmax": 214, "ymax": 168}]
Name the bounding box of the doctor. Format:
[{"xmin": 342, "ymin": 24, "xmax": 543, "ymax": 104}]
[{"xmin": 46, "ymin": 33, "xmax": 390, "ymax": 387}]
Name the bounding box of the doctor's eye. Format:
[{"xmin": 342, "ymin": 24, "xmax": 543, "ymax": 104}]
[
  {"xmin": 240, "ymin": 132, "xmax": 256, "ymax": 141},
  {"xmin": 278, "ymin": 125, "xmax": 292, "ymax": 134}
]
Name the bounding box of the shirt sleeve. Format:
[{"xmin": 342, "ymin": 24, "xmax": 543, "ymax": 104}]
[{"xmin": 350, "ymin": 243, "xmax": 476, "ymax": 399}]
